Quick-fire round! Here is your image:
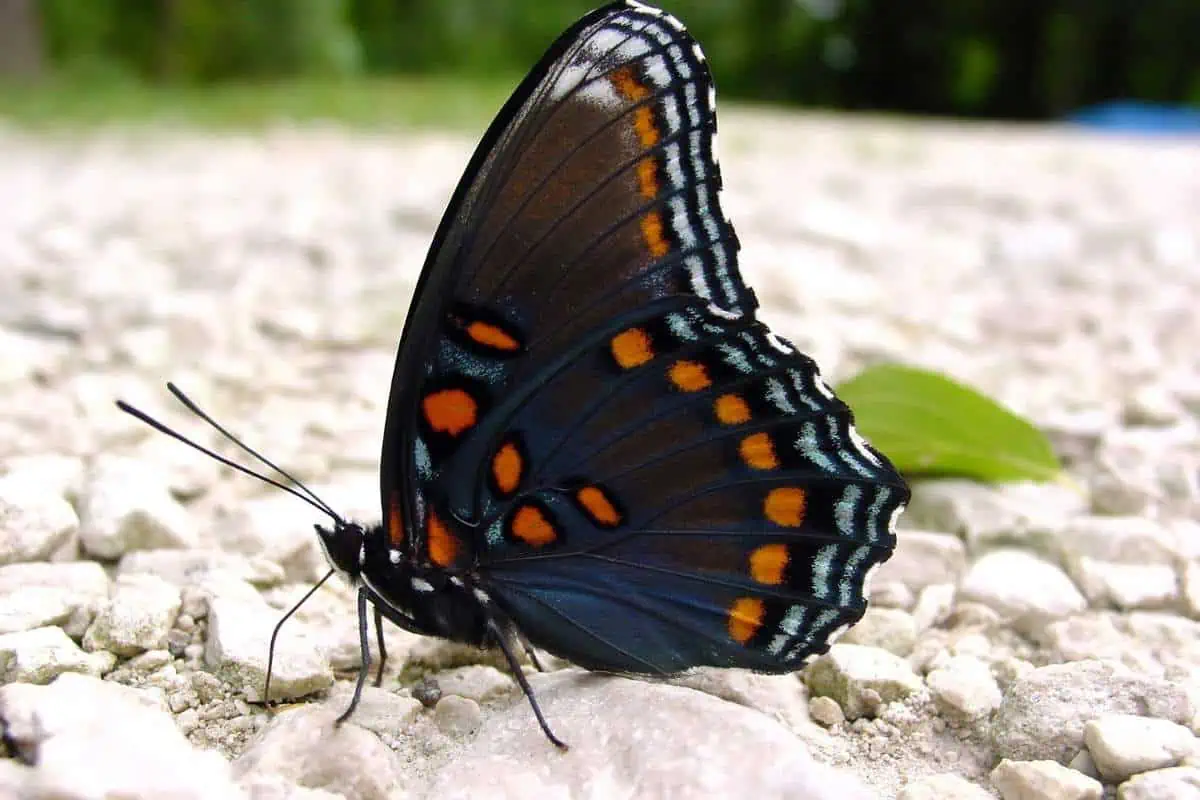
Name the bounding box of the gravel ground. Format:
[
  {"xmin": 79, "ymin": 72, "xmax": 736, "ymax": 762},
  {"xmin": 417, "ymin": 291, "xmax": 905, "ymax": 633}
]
[{"xmin": 0, "ymin": 112, "xmax": 1198, "ymax": 799}]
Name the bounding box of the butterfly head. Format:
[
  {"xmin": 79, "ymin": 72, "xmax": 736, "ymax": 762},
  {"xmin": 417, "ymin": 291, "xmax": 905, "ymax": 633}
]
[{"xmin": 314, "ymin": 519, "xmax": 368, "ymax": 583}]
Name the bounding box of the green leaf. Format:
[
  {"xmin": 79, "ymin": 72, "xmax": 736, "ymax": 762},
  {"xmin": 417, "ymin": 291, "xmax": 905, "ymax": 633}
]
[{"xmin": 836, "ymin": 363, "xmax": 1063, "ymax": 483}]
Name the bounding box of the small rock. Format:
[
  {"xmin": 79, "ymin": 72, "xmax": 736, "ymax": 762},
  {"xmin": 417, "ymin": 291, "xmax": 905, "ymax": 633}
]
[
  {"xmin": 960, "ymin": 549, "xmax": 1086, "ymax": 620},
  {"xmin": 323, "ymin": 684, "xmax": 422, "ymax": 738},
  {"xmin": 79, "ymin": 456, "xmax": 200, "ymax": 559},
  {"xmin": 873, "ymin": 530, "xmax": 967, "ymax": 590},
  {"xmin": 670, "ymin": 667, "xmax": 811, "ymax": 733},
  {"xmin": 1059, "ymin": 515, "xmax": 1178, "ymax": 565},
  {"xmin": 990, "ymin": 758, "xmax": 1102, "ymax": 800},
  {"xmin": 898, "ymin": 773, "xmax": 992, "ymax": 799},
  {"xmin": 809, "ymin": 695, "xmax": 845, "ymax": 727},
  {"xmin": 0, "ymin": 473, "xmax": 79, "ymax": 565},
  {"xmin": 233, "ymin": 705, "xmax": 402, "ymax": 800},
  {"xmin": 0, "ymin": 672, "xmax": 235, "ymax": 798},
  {"xmin": 804, "ymin": 643, "xmax": 923, "ymax": 720},
  {"xmin": 205, "ymin": 595, "xmax": 332, "ymax": 702},
  {"xmin": 992, "ymin": 660, "xmax": 1196, "ymax": 763},
  {"xmin": 118, "ymin": 548, "xmax": 286, "ymax": 587},
  {"xmin": 1117, "ymin": 766, "xmax": 1200, "ymax": 800},
  {"xmin": 0, "ymin": 560, "xmax": 110, "ymax": 639},
  {"xmin": 912, "ymin": 583, "xmax": 956, "ymax": 631},
  {"xmin": 926, "ymin": 655, "xmax": 1002, "ymax": 721},
  {"xmin": 1185, "ymin": 562, "xmax": 1200, "ymax": 620},
  {"xmin": 1068, "ymin": 748, "xmax": 1102, "ymax": 781},
  {"xmin": 435, "ymin": 695, "xmax": 482, "ymax": 737},
  {"xmin": 1084, "ymin": 714, "xmax": 1199, "ymax": 783},
  {"xmin": 0, "ymin": 626, "xmax": 113, "ymax": 683},
  {"xmin": 0, "ymin": 586, "xmax": 77, "ymax": 634},
  {"xmin": 0, "ymin": 454, "xmax": 86, "ymax": 504},
  {"xmin": 1069, "ymin": 559, "xmax": 1179, "ymax": 610},
  {"xmin": 869, "ymin": 580, "xmax": 915, "ymax": 610},
  {"xmin": 418, "ymin": 670, "xmax": 877, "ymax": 798},
  {"xmin": 411, "ymin": 677, "xmax": 442, "ymax": 708},
  {"xmin": 433, "ymin": 664, "xmax": 517, "ymax": 703},
  {"xmin": 840, "ymin": 607, "xmax": 918, "ymax": 656},
  {"xmin": 84, "ymin": 573, "xmax": 182, "ymax": 656},
  {"xmin": 904, "ymin": 480, "xmax": 1081, "ymax": 554}
]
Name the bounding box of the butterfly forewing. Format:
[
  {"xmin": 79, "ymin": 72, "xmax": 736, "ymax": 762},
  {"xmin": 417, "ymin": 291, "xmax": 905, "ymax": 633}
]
[{"xmin": 380, "ymin": 1, "xmax": 909, "ymax": 676}]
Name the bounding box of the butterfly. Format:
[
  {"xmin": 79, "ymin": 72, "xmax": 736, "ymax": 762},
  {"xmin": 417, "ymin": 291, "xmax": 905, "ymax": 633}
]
[{"xmin": 121, "ymin": 1, "xmax": 909, "ymax": 750}]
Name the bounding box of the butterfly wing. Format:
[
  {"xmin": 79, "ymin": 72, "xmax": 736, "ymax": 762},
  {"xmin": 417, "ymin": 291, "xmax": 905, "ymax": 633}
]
[{"xmin": 381, "ymin": 1, "xmax": 908, "ymax": 673}]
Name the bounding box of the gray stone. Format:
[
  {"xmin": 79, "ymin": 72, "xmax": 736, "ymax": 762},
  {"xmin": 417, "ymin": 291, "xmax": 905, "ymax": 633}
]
[
  {"xmin": 233, "ymin": 705, "xmax": 402, "ymax": 800},
  {"xmin": 0, "ymin": 626, "xmax": 114, "ymax": 683},
  {"xmin": 1117, "ymin": 767, "xmax": 1200, "ymax": 800},
  {"xmin": 83, "ymin": 573, "xmax": 182, "ymax": 656},
  {"xmin": 205, "ymin": 595, "xmax": 332, "ymax": 702},
  {"xmin": 0, "ymin": 672, "xmax": 236, "ymax": 799},
  {"xmin": 118, "ymin": 548, "xmax": 286, "ymax": 588},
  {"xmin": 804, "ymin": 643, "xmax": 923, "ymax": 720},
  {"xmin": 1069, "ymin": 558, "xmax": 1179, "ymax": 610},
  {"xmin": 668, "ymin": 667, "xmax": 813, "ymax": 734},
  {"xmin": 1085, "ymin": 714, "xmax": 1199, "ymax": 783},
  {"xmin": 432, "ymin": 663, "xmax": 517, "ymax": 703},
  {"xmin": 960, "ymin": 549, "xmax": 1086, "ymax": 620},
  {"xmin": 992, "ymin": 660, "xmax": 1196, "ymax": 763},
  {"xmin": 926, "ymin": 655, "xmax": 1002, "ymax": 721},
  {"xmin": 435, "ymin": 694, "xmax": 482, "ymax": 737},
  {"xmin": 840, "ymin": 606, "xmax": 918, "ymax": 656},
  {"xmin": 990, "ymin": 759, "xmax": 1102, "ymax": 800},
  {"xmin": 904, "ymin": 480, "xmax": 1082, "ymax": 554},
  {"xmin": 79, "ymin": 456, "xmax": 200, "ymax": 559},
  {"xmin": 321, "ymin": 684, "xmax": 422, "ymax": 739},
  {"xmin": 1059, "ymin": 515, "xmax": 1178, "ymax": 564},
  {"xmin": 417, "ymin": 670, "xmax": 876, "ymax": 799},
  {"xmin": 809, "ymin": 695, "xmax": 845, "ymax": 727},
  {"xmin": 0, "ymin": 473, "xmax": 79, "ymax": 565},
  {"xmin": 873, "ymin": 530, "xmax": 968, "ymax": 590},
  {"xmin": 0, "ymin": 561, "xmax": 110, "ymax": 639},
  {"xmin": 898, "ymin": 773, "xmax": 993, "ymax": 799},
  {"xmin": 912, "ymin": 583, "xmax": 956, "ymax": 631}
]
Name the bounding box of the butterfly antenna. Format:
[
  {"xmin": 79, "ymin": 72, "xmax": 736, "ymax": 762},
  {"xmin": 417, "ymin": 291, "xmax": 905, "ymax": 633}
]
[{"xmin": 114, "ymin": 388, "xmax": 341, "ymax": 523}]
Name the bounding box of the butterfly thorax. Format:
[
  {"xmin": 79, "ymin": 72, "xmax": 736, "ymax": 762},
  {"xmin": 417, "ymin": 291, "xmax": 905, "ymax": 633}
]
[{"xmin": 316, "ymin": 519, "xmax": 491, "ymax": 646}]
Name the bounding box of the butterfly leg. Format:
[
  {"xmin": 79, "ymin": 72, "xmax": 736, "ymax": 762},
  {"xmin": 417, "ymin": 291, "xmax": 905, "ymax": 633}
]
[
  {"xmin": 486, "ymin": 617, "xmax": 569, "ymax": 750},
  {"xmin": 515, "ymin": 630, "xmax": 547, "ymax": 672},
  {"xmin": 336, "ymin": 586, "xmax": 373, "ymax": 726},
  {"xmin": 372, "ymin": 604, "xmax": 387, "ymax": 687}
]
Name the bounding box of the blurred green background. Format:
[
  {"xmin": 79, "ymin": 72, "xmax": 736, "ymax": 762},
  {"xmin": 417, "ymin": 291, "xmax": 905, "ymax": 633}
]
[{"xmin": 1, "ymin": 0, "xmax": 1197, "ymax": 126}]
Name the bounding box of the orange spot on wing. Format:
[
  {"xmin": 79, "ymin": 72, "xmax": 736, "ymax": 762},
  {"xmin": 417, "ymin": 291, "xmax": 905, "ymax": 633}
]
[
  {"xmin": 387, "ymin": 491, "xmax": 404, "ymax": 547},
  {"xmin": 511, "ymin": 505, "xmax": 557, "ymax": 547},
  {"xmin": 764, "ymin": 488, "xmax": 807, "ymax": 527},
  {"xmin": 640, "ymin": 211, "xmax": 670, "ymax": 257},
  {"xmin": 715, "ymin": 394, "xmax": 751, "ymax": 425},
  {"xmin": 633, "ymin": 106, "xmax": 659, "ymax": 147},
  {"xmin": 610, "ymin": 66, "xmax": 650, "ymax": 101},
  {"xmin": 467, "ymin": 321, "xmax": 520, "ymax": 352},
  {"xmin": 575, "ymin": 486, "xmax": 621, "ymax": 527},
  {"xmin": 636, "ymin": 157, "xmax": 659, "ymax": 199},
  {"xmin": 426, "ymin": 511, "xmax": 459, "ymax": 567},
  {"xmin": 611, "ymin": 328, "xmax": 653, "ymax": 369},
  {"xmin": 728, "ymin": 597, "xmax": 765, "ymax": 644},
  {"xmin": 492, "ymin": 440, "xmax": 523, "ymax": 495},
  {"xmin": 669, "ymin": 360, "xmax": 711, "ymax": 392},
  {"xmin": 750, "ymin": 544, "xmax": 790, "ymax": 585},
  {"xmin": 422, "ymin": 389, "xmax": 477, "ymax": 436},
  {"xmin": 740, "ymin": 432, "xmax": 778, "ymax": 470}
]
